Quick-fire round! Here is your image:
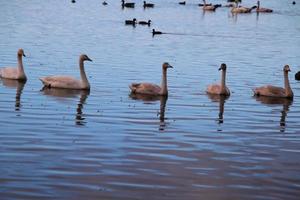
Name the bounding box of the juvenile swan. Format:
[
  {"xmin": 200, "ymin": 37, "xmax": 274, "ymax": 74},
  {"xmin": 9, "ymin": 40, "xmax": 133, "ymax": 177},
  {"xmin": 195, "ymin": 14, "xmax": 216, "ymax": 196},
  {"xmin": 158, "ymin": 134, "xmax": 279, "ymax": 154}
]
[
  {"xmin": 0, "ymin": 49, "xmax": 27, "ymax": 81},
  {"xmin": 40, "ymin": 54, "xmax": 92, "ymax": 90},
  {"xmin": 206, "ymin": 63, "xmax": 230, "ymax": 96},
  {"xmin": 129, "ymin": 62, "xmax": 173, "ymax": 96},
  {"xmin": 256, "ymin": 1, "xmax": 273, "ymax": 13},
  {"xmin": 254, "ymin": 65, "xmax": 293, "ymax": 99}
]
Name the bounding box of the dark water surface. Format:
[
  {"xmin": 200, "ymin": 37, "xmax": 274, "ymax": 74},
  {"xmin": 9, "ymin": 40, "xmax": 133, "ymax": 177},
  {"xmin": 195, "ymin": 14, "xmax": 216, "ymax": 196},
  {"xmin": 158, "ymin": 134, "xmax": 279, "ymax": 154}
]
[{"xmin": 0, "ymin": 0, "xmax": 300, "ymax": 199}]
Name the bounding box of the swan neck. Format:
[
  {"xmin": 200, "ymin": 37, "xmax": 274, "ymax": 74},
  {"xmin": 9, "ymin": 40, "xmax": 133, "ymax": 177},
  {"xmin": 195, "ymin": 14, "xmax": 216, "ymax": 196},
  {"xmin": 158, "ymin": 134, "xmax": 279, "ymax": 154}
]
[
  {"xmin": 161, "ymin": 68, "xmax": 168, "ymax": 95},
  {"xmin": 79, "ymin": 59, "xmax": 90, "ymax": 89},
  {"xmin": 220, "ymin": 70, "xmax": 226, "ymax": 93},
  {"xmin": 17, "ymin": 55, "xmax": 25, "ymax": 76},
  {"xmin": 284, "ymin": 71, "xmax": 293, "ymax": 97}
]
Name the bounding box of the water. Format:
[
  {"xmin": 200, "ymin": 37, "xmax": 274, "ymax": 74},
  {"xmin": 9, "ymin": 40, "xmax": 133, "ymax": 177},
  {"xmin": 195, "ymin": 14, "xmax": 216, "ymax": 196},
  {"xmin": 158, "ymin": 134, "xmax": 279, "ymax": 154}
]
[{"xmin": 0, "ymin": 0, "xmax": 300, "ymax": 199}]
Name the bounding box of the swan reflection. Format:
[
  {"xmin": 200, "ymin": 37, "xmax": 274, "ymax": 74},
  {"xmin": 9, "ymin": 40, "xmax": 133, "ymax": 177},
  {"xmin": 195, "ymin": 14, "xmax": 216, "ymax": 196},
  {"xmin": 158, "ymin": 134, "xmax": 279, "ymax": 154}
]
[
  {"xmin": 207, "ymin": 94, "xmax": 229, "ymax": 125},
  {"xmin": 129, "ymin": 93, "xmax": 168, "ymax": 131},
  {"xmin": 41, "ymin": 88, "xmax": 90, "ymax": 125},
  {"xmin": 1, "ymin": 79, "xmax": 26, "ymax": 111},
  {"xmin": 255, "ymin": 96, "xmax": 293, "ymax": 132}
]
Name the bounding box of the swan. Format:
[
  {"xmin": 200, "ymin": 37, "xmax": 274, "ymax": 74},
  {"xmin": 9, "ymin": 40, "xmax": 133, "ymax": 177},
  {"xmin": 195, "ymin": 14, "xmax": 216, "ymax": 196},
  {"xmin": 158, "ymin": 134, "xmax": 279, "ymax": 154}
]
[
  {"xmin": 231, "ymin": 2, "xmax": 257, "ymax": 13},
  {"xmin": 121, "ymin": 0, "xmax": 135, "ymax": 8},
  {"xmin": 129, "ymin": 62, "xmax": 173, "ymax": 96},
  {"xmin": 206, "ymin": 63, "xmax": 230, "ymax": 96},
  {"xmin": 295, "ymin": 71, "xmax": 300, "ymax": 80},
  {"xmin": 202, "ymin": 0, "xmax": 220, "ymax": 11},
  {"xmin": 125, "ymin": 18, "xmax": 137, "ymax": 25},
  {"xmin": 254, "ymin": 65, "xmax": 293, "ymax": 99},
  {"xmin": 256, "ymin": 1, "xmax": 273, "ymax": 13},
  {"xmin": 39, "ymin": 54, "xmax": 92, "ymax": 90},
  {"xmin": 0, "ymin": 49, "xmax": 27, "ymax": 81}
]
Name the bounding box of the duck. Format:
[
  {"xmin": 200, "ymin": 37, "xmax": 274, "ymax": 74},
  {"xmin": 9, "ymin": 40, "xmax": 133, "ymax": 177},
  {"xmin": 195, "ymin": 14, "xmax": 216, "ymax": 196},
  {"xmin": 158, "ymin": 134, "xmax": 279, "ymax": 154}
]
[
  {"xmin": 202, "ymin": 0, "xmax": 220, "ymax": 11},
  {"xmin": 256, "ymin": 1, "xmax": 273, "ymax": 13},
  {"xmin": 152, "ymin": 29, "xmax": 163, "ymax": 35},
  {"xmin": 102, "ymin": 1, "xmax": 108, "ymax": 5},
  {"xmin": 129, "ymin": 62, "xmax": 173, "ymax": 96},
  {"xmin": 254, "ymin": 65, "xmax": 293, "ymax": 99},
  {"xmin": 39, "ymin": 54, "xmax": 92, "ymax": 90},
  {"xmin": 138, "ymin": 20, "xmax": 151, "ymax": 26},
  {"xmin": 121, "ymin": 0, "xmax": 135, "ymax": 8},
  {"xmin": 125, "ymin": 18, "xmax": 137, "ymax": 25},
  {"xmin": 231, "ymin": 2, "xmax": 257, "ymax": 13},
  {"xmin": 206, "ymin": 63, "xmax": 230, "ymax": 96},
  {"xmin": 295, "ymin": 71, "xmax": 300, "ymax": 80},
  {"xmin": 179, "ymin": 1, "xmax": 186, "ymax": 5},
  {"xmin": 0, "ymin": 49, "xmax": 27, "ymax": 81},
  {"xmin": 71, "ymin": 0, "xmax": 76, "ymax": 3},
  {"xmin": 143, "ymin": 1, "xmax": 154, "ymax": 8}
]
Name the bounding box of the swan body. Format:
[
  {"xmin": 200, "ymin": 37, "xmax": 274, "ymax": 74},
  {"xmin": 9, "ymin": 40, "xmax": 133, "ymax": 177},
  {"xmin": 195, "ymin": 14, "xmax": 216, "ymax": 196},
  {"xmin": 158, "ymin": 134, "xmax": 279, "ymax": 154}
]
[
  {"xmin": 256, "ymin": 1, "xmax": 273, "ymax": 13},
  {"xmin": 125, "ymin": 18, "xmax": 137, "ymax": 25},
  {"xmin": 231, "ymin": 2, "xmax": 257, "ymax": 13},
  {"xmin": 254, "ymin": 65, "xmax": 293, "ymax": 98},
  {"xmin": 206, "ymin": 63, "xmax": 230, "ymax": 96},
  {"xmin": 40, "ymin": 54, "xmax": 92, "ymax": 90},
  {"xmin": 202, "ymin": 0, "xmax": 219, "ymax": 11},
  {"xmin": 0, "ymin": 49, "xmax": 27, "ymax": 81},
  {"xmin": 129, "ymin": 62, "xmax": 173, "ymax": 96},
  {"xmin": 179, "ymin": 1, "xmax": 186, "ymax": 5}
]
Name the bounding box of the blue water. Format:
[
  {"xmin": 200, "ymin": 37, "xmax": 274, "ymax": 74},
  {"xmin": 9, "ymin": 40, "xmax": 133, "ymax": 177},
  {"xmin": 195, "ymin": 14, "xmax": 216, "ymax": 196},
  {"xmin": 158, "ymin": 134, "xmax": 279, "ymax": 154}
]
[{"xmin": 0, "ymin": 0, "xmax": 300, "ymax": 199}]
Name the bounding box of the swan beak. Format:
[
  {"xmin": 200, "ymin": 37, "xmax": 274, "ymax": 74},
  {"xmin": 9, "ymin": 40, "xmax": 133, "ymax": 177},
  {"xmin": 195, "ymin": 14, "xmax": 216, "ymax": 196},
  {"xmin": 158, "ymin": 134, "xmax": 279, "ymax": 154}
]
[
  {"xmin": 218, "ymin": 67, "xmax": 221, "ymax": 71},
  {"xmin": 23, "ymin": 53, "xmax": 26, "ymax": 57},
  {"xmin": 87, "ymin": 57, "xmax": 92, "ymax": 62},
  {"xmin": 168, "ymin": 65, "xmax": 173, "ymax": 68}
]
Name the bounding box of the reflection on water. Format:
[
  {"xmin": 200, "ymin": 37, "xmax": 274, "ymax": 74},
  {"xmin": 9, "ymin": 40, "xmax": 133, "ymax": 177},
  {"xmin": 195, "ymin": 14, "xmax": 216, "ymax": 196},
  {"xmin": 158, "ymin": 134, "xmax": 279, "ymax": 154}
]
[
  {"xmin": 41, "ymin": 88, "xmax": 90, "ymax": 125},
  {"xmin": 0, "ymin": 78, "xmax": 26, "ymax": 111},
  {"xmin": 255, "ymin": 96, "xmax": 293, "ymax": 132},
  {"xmin": 130, "ymin": 93, "xmax": 168, "ymax": 131},
  {"xmin": 207, "ymin": 94, "xmax": 229, "ymax": 125}
]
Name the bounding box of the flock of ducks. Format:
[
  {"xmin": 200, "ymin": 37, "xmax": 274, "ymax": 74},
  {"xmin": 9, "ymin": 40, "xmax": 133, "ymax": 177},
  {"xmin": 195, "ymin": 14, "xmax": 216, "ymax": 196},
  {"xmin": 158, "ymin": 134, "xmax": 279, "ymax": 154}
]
[{"xmin": 0, "ymin": 49, "xmax": 297, "ymax": 100}]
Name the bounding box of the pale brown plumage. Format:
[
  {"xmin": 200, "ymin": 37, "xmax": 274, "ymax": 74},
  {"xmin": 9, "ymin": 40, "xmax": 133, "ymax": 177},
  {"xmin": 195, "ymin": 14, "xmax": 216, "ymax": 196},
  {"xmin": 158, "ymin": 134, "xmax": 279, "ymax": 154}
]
[
  {"xmin": 202, "ymin": 0, "xmax": 218, "ymax": 11},
  {"xmin": 206, "ymin": 63, "xmax": 230, "ymax": 96},
  {"xmin": 231, "ymin": 2, "xmax": 257, "ymax": 13},
  {"xmin": 129, "ymin": 62, "xmax": 173, "ymax": 96},
  {"xmin": 254, "ymin": 65, "xmax": 293, "ymax": 99},
  {"xmin": 0, "ymin": 49, "xmax": 27, "ymax": 81},
  {"xmin": 256, "ymin": 1, "xmax": 273, "ymax": 13},
  {"xmin": 39, "ymin": 54, "xmax": 92, "ymax": 90}
]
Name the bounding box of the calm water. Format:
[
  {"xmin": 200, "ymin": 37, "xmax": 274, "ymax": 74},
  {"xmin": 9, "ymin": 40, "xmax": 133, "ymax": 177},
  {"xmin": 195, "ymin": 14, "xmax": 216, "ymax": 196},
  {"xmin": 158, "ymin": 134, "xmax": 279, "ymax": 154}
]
[{"xmin": 0, "ymin": 0, "xmax": 300, "ymax": 199}]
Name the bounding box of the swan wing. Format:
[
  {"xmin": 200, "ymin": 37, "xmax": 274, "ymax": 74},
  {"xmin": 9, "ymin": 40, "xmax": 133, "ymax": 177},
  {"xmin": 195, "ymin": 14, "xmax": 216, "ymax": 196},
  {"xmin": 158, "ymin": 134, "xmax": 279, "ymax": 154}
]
[
  {"xmin": 0, "ymin": 67, "xmax": 18, "ymax": 79},
  {"xmin": 40, "ymin": 76, "xmax": 82, "ymax": 89},
  {"xmin": 206, "ymin": 84, "xmax": 221, "ymax": 94},
  {"xmin": 254, "ymin": 85, "xmax": 285, "ymax": 97},
  {"xmin": 130, "ymin": 82, "xmax": 161, "ymax": 95}
]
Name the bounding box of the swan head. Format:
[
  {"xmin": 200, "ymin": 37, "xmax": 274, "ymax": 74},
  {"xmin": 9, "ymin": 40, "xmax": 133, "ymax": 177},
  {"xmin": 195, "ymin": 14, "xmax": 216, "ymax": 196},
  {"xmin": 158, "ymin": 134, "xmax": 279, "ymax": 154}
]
[
  {"xmin": 162, "ymin": 62, "xmax": 173, "ymax": 70},
  {"xmin": 283, "ymin": 65, "xmax": 291, "ymax": 72},
  {"xmin": 218, "ymin": 63, "xmax": 227, "ymax": 71},
  {"xmin": 80, "ymin": 54, "xmax": 92, "ymax": 62},
  {"xmin": 18, "ymin": 49, "xmax": 26, "ymax": 57},
  {"xmin": 148, "ymin": 20, "xmax": 152, "ymax": 23},
  {"xmin": 133, "ymin": 18, "xmax": 137, "ymax": 22}
]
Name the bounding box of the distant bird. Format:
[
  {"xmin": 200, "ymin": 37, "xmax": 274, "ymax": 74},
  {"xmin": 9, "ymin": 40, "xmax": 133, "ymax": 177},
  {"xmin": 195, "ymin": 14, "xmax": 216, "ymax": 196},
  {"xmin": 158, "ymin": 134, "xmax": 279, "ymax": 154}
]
[
  {"xmin": 198, "ymin": 3, "xmax": 212, "ymax": 7},
  {"xmin": 121, "ymin": 0, "xmax": 135, "ymax": 8},
  {"xmin": 231, "ymin": 3, "xmax": 257, "ymax": 13},
  {"xmin": 39, "ymin": 54, "xmax": 92, "ymax": 90},
  {"xmin": 228, "ymin": 0, "xmax": 241, "ymax": 2},
  {"xmin": 179, "ymin": 1, "xmax": 186, "ymax": 5},
  {"xmin": 71, "ymin": 0, "xmax": 76, "ymax": 3},
  {"xmin": 202, "ymin": 0, "xmax": 221, "ymax": 11},
  {"xmin": 256, "ymin": 1, "xmax": 273, "ymax": 13},
  {"xmin": 138, "ymin": 20, "xmax": 151, "ymax": 26},
  {"xmin": 0, "ymin": 49, "xmax": 27, "ymax": 81},
  {"xmin": 206, "ymin": 63, "xmax": 230, "ymax": 96},
  {"xmin": 152, "ymin": 29, "xmax": 163, "ymax": 35},
  {"xmin": 253, "ymin": 65, "xmax": 293, "ymax": 99},
  {"xmin": 292, "ymin": 1, "xmax": 296, "ymax": 5},
  {"xmin": 129, "ymin": 62, "xmax": 173, "ymax": 96},
  {"xmin": 143, "ymin": 1, "xmax": 154, "ymax": 8},
  {"xmin": 295, "ymin": 71, "xmax": 300, "ymax": 80},
  {"xmin": 102, "ymin": 1, "xmax": 108, "ymax": 5},
  {"xmin": 125, "ymin": 18, "xmax": 137, "ymax": 25}
]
